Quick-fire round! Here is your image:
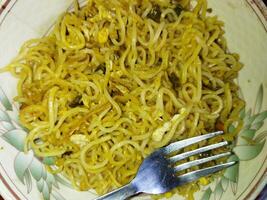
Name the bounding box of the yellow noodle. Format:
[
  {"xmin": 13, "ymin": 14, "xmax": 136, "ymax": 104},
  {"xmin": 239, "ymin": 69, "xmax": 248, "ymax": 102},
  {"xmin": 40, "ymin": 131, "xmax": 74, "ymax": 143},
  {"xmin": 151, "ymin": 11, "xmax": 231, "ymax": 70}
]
[{"xmin": 1, "ymin": 0, "xmax": 245, "ymax": 199}]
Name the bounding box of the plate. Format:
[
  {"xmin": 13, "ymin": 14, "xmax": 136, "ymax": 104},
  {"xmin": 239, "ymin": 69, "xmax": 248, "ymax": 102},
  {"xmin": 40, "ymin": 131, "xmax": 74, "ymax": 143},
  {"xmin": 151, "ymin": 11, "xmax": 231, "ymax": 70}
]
[{"xmin": 0, "ymin": 0, "xmax": 266, "ymax": 200}]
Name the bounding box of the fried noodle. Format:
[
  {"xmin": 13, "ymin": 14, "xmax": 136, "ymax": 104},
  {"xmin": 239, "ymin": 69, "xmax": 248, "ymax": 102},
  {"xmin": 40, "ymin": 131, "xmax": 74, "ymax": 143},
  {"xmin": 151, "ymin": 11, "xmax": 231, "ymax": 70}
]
[{"xmin": 1, "ymin": 0, "xmax": 245, "ymax": 198}]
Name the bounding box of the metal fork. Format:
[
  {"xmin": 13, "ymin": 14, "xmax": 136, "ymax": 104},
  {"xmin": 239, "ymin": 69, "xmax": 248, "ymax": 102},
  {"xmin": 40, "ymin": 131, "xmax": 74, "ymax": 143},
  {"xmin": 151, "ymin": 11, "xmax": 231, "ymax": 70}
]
[{"xmin": 95, "ymin": 131, "xmax": 236, "ymax": 200}]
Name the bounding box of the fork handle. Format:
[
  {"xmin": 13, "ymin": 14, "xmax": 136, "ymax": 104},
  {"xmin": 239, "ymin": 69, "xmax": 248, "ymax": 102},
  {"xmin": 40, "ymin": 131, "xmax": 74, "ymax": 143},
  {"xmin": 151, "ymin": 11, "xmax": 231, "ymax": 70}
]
[{"xmin": 94, "ymin": 183, "xmax": 138, "ymax": 200}]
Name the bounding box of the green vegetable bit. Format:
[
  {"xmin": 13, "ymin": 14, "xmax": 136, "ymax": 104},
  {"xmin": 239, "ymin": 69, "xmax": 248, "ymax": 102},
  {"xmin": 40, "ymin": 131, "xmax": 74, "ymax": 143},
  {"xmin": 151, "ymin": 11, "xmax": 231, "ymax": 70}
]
[
  {"xmin": 147, "ymin": 5, "xmax": 161, "ymax": 22},
  {"xmin": 174, "ymin": 5, "xmax": 184, "ymax": 16}
]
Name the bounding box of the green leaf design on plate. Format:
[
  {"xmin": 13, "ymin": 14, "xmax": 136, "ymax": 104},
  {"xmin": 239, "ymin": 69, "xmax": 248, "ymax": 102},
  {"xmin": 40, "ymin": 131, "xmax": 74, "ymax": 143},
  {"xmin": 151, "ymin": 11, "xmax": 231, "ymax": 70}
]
[
  {"xmin": 230, "ymin": 181, "xmax": 238, "ymax": 195},
  {"xmin": 0, "ymin": 109, "xmax": 11, "ymax": 122},
  {"xmin": 42, "ymin": 167, "xmax": 48, "ymax": 180},
  {"xmin": 224, "ymin": 155, "xmax": 239, "ymax": 183},
  {"xmin": 42, "ymin": 182, "xmax": 50, "ymax": 200},
  {"xmin": 37, "ymin": 178, "xmax": 44, "ymax": 192},
  {"xmin": 29, "ymin": 159, "xmax": 44, "ymax": 181},
  {"xmin": 251, "ymin": 121, "xmax": 264, "ymax": 130},
  {"xmin": 214, "ymin": 182, "xmax": 223, "ymax": 200},
  {"xmin": 201, "ymin": 187, "xmax": 212, "ymax": 200},
  {"xmin": 24, "ymin": 169, "xmax": 32, "ymax": 194},
  {"xmin": 239, "ymin": 107, "xmax": 246, "ymax": 119},
  {"xmin": 220, "ymin": 177, "xmax": 229, "ymax": 191},
  {"xmin": 240, "ymin": 129, "xmax": 256, "ymax": 138},
  {"xmin": 243, "ymin": 108, "xmax": 252, "ymax": 123},
  {"xmin": 2, "ymin": 129, "xmax": 27, "ymax": 151},
  {"xmin": 45, "ymin": 176, "xmax": 53, "ymax": 192},
  {"xmin": 254, "ymin": 84, "xmax": 263, "ymax": 114},
  {"xmin": 14, "ymin": 152, "xmax": 34, "ymax": 183},
  {"xmin": 46, "ymin": 173, "xmax": 58, "ymax": 190},
  {"xmin": 239, "ymin": 129, "xmax": 256, "ymax": 145},
  {"xmin": 0, "ymin": 87, "xmax": 13, "ymax": 111},
  {"xmin": 233, "ymin": 140, "xmax": 266, "ymax": 160},
  {"xmin": 254, "ymin": 111, "xmax": 267, "ymax": 124},
  {"xmin": 244, "ymin": 115, "xmax": 257, "ymax": 127}
]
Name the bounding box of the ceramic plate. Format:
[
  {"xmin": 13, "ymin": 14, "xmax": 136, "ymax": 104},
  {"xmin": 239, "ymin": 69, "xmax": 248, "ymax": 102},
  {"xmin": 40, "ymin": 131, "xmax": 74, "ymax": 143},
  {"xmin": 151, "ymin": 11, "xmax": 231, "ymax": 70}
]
[{"xmin": 0, "ymin": 0, "xmax": 266, "ymax": 200}]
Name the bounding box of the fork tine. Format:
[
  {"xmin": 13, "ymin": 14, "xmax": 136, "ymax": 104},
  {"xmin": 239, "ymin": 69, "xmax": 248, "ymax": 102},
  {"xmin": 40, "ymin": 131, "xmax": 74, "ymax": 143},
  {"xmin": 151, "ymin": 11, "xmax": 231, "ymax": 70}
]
[
  {"xmin": 169, "ymin": 141, "xmax": 228, "ymax": 163},
  {"xmin": 175, "ymin": 161, "xmax": 237, "ymax": 186},
  {"xmin": 174, "ymin": 152, "xmax": 231, "ymax": 172},
  {"xmin": 162, "ymin": 131, "xmax": 224, "ymax": 154}
]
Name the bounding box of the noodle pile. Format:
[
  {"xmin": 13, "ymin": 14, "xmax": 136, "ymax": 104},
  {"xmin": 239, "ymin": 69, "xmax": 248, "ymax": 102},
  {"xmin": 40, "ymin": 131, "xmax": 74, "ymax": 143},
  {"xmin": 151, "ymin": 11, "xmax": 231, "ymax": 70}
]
[{"xmin": 1, "ymin": 0, "xmax": 245, "ymax": 199}]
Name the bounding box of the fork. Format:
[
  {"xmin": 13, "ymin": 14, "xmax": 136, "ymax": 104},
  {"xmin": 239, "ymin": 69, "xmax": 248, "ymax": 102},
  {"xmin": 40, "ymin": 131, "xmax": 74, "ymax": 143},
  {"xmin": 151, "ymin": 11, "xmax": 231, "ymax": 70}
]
[{"xmin": 95, "ymin": 131, "xmax": 236, "ymax": 200}]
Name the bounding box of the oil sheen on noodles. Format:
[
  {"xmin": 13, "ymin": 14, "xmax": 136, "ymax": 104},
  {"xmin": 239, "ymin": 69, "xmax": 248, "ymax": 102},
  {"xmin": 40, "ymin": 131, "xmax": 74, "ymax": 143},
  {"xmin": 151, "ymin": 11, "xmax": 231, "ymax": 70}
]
[{"xmin": 0, "ymin": 0, "xmax": 245, "ymax": 199}]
